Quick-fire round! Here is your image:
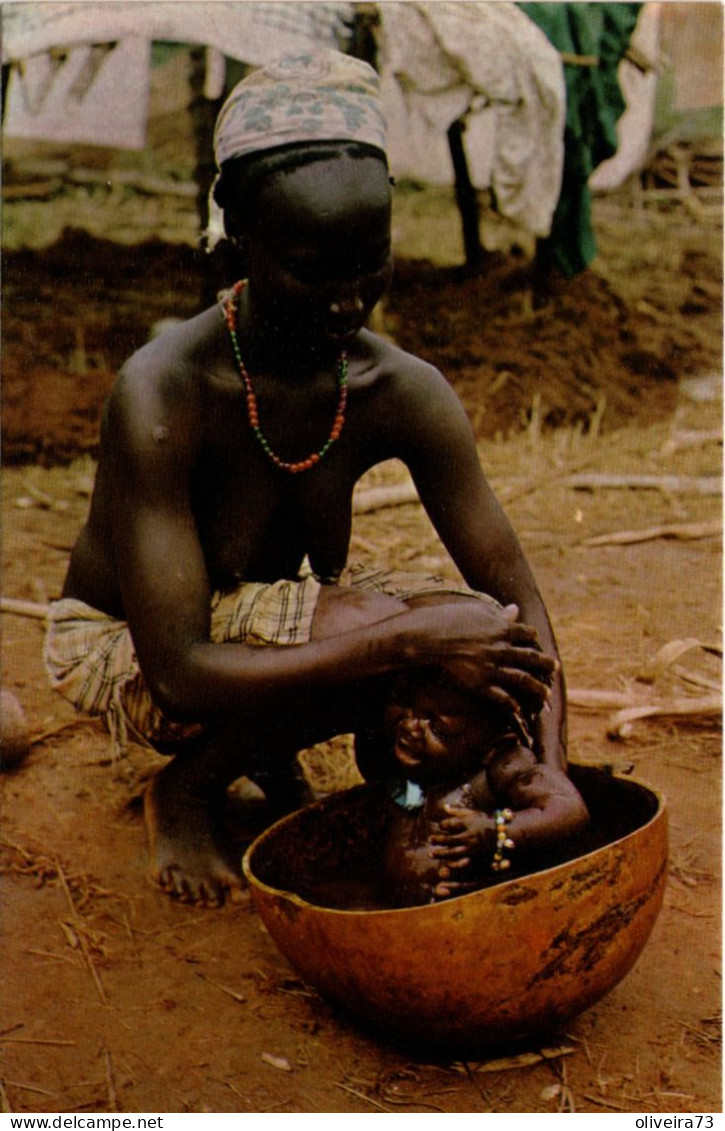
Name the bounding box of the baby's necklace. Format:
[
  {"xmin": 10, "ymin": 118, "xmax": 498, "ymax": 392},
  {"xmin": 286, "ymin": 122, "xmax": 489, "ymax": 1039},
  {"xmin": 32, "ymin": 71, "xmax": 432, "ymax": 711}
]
[{"xmin": 222, "ymin": 280, "xmax": 348, "ymax": 474}]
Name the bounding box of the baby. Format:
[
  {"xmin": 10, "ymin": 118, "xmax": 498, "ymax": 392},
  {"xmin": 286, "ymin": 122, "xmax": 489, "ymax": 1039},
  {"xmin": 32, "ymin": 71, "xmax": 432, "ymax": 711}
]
[{"xmin": 374, "ymin": 668, "xmax": 589, "ymax": 907}]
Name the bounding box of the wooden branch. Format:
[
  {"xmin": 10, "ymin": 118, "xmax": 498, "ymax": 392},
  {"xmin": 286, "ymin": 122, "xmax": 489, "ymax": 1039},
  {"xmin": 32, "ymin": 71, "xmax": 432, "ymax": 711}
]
[
  {"xmin": 335, "ymin": 1083, "xmax": 391, "ymax": 1112},
  {"xmin": 581, "ymin": 519, "xmax": 722, "ymax": 547},
  {"xmin": 568, "ymin": 689, "xmax": 635, "ymax": 710},
  {"xmin": 5, "ymin": 163, "xmax": 199, "ymax": 200},
  {"xmin": 0, "ymin": 1037, "xmax": 76, "ymax": 1047},
  {"xmin": 497, "ymin": 454, "xmax": 598, "ymax": 505},
  {"xmin": 104, "ymin": 1049, "xmax": 119, "ymax": 1113},
  {"xmin": 637, "ymin": 637, "xmax": 716, "ymax": 684},
  {"xmin": 21, "ymin": 482, "xmax": 56, "ymax": 509},
  {"xmin": 57, "ymin": 862, "xmax": 108, "ymax": 1007},
  {"xmin": 568, "ymin": 686, "xmax": 721, "ymax": 737},
  {"xmin": 560, "ymin": 52, "xmax": 599, "ymax": 66},
  {"xmin": 661, "ymin": 429, "xmax": 722, "ymax": 456},
  {"xmin": 569, "ymin": 685, "xmax": 722, "ymax": 716},
  {"xmin": 352, "ymin": 451, "xmax": 601, "ymax": 514},
  {"xmin": 624, "ymin": 44, "xmax": 658, "ymax": 73},
  {"xmin": 67, "ymin": 168, "xmax": 198, "ymax": 198},
  {"xmin": 614, "ymin": 695, "xmax": 721, "ymax": 722},
  {"xmin": 635, "ymin": 186, "xmax": 723, "ymax": 201},
  {"xmin": 30, "ymin": 719, "xmax": 90, "ymax": 747},
  {"xmin": 1, "ymin": 597, "xmax": 50, "ymax": 621},
  {"xmin": 608, "ymin": 695, "xmax": 721, "ymax": 739},
  {"xmin": 195, "ymin": 969, "xmax": 247, "ymax": 1004},
  {"xmin": 474, "ymin": 1046, "xmax": 575, "ymax": 1074},
  {"xmin": 565, "ymin": 474, "xmax": 721, "ymax": 495},
  {"xmin": 673, "ymin": 665, "xmax": 722, "ymax": 692},
  {"xmin": 3, "ymin": 180, "xmax": 62, "ymax": 200},
  {"xmin": 353, "ymin": 482, "xmax": 419, "ymax": 513}
]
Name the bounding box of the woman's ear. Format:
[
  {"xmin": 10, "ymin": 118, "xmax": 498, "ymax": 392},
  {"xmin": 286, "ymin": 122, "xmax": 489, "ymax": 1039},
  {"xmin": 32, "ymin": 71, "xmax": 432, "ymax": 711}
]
[
  {"xmin": 228, "ymin": 232, "xmax": 247, "ymax": 254},
  {"xmin": 223, "ymin": 221, "xmax": 249, "ymax": 273}
]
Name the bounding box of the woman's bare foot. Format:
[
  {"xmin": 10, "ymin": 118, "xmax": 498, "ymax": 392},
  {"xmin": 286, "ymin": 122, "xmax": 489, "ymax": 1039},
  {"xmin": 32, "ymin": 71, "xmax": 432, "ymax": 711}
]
[{"xmin": 144, "ymin": 764, "xmax": 246, "ymax": 907}]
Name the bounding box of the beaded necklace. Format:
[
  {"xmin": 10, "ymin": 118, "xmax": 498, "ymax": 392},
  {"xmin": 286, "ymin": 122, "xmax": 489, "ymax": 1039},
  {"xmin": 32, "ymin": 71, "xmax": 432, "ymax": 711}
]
[{"xmin": 222, "ymin": 280, "xmax": 348, "ymax": 474}]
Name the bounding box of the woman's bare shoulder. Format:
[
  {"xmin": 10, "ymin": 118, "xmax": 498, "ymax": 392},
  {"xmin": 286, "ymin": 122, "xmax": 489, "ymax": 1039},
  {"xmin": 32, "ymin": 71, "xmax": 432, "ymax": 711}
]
[
  {"xmin": 359, "ymin": 329, "xmax": 444, "ymax": 384},
  {"xmin": 112, "ymin": 307, "xmax": 227, "ymax": 408},
  {"xmin": 356, "ymin": 329, "xmax": 473, "ymax": 455},
  {"xmin": 355, "ymin": 331, "xmax": 462, "ymax": 423},
  {"xmin": 103, "ymin": 306, "xmax": 227, "ymax": 455},
  {"xmin": 122, "ymin": 306, "xmax": 224, "ymax": 382}
]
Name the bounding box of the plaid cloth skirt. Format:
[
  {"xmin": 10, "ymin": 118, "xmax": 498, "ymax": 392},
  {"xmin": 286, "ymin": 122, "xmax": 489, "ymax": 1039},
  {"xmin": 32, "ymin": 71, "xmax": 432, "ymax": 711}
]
[{"xmin": 44, "ymin": 567, "xmax": 485, "ymax": 755}]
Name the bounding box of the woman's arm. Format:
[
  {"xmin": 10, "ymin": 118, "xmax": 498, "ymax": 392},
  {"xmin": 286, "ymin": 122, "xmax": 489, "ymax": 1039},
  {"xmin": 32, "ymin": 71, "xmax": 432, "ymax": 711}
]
[{"xmin": 390, "ymin": 360, "xmax": 567, "ymax": 768}]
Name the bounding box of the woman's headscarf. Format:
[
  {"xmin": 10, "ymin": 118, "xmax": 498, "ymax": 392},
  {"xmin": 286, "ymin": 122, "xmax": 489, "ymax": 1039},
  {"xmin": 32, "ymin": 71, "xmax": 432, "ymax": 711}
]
[
  {"xmin": 206, "ymin": 49, "xmax": 388, "ymax": 248},
  {"xmin": 214, "ymin": 49, "xmax": 387, "ymax": 167}
]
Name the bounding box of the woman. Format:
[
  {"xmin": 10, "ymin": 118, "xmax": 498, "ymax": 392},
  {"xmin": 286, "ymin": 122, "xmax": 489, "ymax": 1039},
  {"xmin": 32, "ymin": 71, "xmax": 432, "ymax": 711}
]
[{"xmin": 45, "ymin": 51, "xmax": 564, "ymax": 907}]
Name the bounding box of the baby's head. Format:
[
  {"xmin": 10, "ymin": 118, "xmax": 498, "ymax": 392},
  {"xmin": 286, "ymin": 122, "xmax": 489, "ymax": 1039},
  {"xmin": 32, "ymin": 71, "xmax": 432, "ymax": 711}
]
[{"xmin": 383, "ymin": 668, "xmax": 508, "ymax": 787}]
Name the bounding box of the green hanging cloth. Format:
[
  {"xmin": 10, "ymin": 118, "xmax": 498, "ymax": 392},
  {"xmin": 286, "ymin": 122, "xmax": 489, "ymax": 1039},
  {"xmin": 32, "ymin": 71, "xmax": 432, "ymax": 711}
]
[{"xmin": 518, "ymin": 2, "xmax": 642, "ymax": 276}]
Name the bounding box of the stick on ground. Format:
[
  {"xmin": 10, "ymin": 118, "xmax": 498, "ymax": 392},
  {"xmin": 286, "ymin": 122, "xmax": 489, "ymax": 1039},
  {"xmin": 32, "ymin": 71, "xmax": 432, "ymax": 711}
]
[{"xmin": 582, "ymin": 520, "xmax": 722, "ymax": 546}]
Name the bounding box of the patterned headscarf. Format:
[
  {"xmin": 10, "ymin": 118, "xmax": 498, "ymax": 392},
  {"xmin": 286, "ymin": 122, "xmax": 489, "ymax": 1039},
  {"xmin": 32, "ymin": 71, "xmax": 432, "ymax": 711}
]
[{"xmin": 213, "ymin": 50, "xmax": 388, "ymax": 168}]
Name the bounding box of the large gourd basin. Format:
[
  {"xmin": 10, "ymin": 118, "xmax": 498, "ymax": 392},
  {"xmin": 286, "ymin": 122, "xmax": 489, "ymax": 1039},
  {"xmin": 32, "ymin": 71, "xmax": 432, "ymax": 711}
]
[{"xmin": 243, "ymin": 764, "xmax": 667, "ymax": 1051}]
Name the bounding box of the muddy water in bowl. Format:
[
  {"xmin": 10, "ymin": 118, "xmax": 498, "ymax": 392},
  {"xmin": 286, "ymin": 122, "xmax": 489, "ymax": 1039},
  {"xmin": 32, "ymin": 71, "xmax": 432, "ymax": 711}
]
[{"xmin": 243, "ymin": 765, "xmax": 667, "ymax": 1051}]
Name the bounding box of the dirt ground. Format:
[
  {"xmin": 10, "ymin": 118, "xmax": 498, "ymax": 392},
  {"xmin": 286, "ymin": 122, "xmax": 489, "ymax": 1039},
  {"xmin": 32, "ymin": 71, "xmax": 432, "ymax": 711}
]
[{"xmin": 1, "ymin": 183, "xmax": 722, "ymax": 1114}]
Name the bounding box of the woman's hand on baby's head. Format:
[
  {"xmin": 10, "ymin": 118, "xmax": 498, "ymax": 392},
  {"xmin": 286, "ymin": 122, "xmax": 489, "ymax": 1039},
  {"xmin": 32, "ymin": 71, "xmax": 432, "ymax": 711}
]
[
  {"xmin": 404, "ymin": 598, "xmax": 558, "ymax": 721},
  {"xmin": 435, "ymin": 620, "xmax": 557, "ymax": 721},
  {"xmin": 412, "ymin": 600, "xmax": 554, "ymax": 668}
]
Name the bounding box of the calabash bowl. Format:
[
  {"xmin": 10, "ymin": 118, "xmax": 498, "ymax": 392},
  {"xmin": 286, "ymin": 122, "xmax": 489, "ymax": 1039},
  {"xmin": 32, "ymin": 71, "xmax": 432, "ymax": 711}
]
[{"xmin": 242, "ymin": 764, "xmax": 667, "ymax": 1051}]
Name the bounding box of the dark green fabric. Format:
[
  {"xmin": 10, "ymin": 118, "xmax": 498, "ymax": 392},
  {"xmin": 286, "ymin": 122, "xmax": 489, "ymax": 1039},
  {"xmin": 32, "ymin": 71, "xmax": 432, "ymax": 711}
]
[{"xmin": 518, "ymin": 3, "xmax": 641, "ymax": 276}]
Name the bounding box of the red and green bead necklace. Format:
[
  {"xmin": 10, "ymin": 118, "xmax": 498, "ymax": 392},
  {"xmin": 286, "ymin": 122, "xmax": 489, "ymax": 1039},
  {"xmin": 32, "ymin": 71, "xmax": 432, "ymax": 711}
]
[{"xmin": 222, "ymin": 280, "xmax": 348, "ymax": 474}]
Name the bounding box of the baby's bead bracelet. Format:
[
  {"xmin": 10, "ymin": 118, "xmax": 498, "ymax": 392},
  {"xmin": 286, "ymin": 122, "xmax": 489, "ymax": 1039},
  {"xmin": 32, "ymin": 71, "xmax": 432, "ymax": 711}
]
[{"xmin": 492, "ymin": 808, "xmax": 515, "ymax": 872}]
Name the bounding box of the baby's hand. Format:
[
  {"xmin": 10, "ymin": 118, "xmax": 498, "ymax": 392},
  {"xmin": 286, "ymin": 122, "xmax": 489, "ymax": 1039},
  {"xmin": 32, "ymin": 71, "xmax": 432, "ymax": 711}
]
[
  {"xmin": 429, "ymin": 808, "xmax": 495, "ymax": 870},
  {"xmin": 430, "ymin": 869, "xmax": 481, "ymax": 901},
  {"xmin": 383, "ymin": 840, "xmax": 467, "ymax": 906},
  {"xmin": 392, "ymin": 832, "xmax": 482, "ymax": 904}
]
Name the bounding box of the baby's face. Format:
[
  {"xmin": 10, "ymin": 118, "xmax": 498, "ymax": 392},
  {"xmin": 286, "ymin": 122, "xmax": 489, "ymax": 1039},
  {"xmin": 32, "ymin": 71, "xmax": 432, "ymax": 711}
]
[{"xmin": 384, "ymin": 680, "xmax": 495, "ymax": 785}]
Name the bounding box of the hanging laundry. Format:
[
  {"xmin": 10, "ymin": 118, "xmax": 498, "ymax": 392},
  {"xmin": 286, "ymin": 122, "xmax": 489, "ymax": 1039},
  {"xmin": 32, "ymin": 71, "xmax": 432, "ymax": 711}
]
[
  {"xmin": 5, "ymin": 37, "xmax": 151, "ymax": 149},
  {"xmin": 518, "ymin": 2, "xmax": 642, "ymax": 276},
  {"xmin": 377, "ymin": 1, "xmax": 566, "ymax": 238}
]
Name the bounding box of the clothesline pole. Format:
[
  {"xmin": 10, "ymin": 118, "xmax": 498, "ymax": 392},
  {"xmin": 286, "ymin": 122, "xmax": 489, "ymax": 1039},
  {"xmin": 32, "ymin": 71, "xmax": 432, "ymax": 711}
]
[{"xmin": 447, "ymin": 118, "xmax": 484, "ymax": 270}]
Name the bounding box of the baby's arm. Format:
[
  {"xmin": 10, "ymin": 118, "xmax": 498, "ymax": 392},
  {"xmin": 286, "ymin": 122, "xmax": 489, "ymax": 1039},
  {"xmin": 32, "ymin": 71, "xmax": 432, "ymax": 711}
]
[
  {"xmin": 431, "ymin": 738, "xmax": 588, "ymax": 887},
  {"xmin": 485, "ymin": 739, "xmax": 589, "ymax": 854}
]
